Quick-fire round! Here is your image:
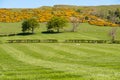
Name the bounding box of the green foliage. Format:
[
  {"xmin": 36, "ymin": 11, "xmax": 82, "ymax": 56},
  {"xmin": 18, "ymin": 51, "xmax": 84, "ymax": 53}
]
[
  {"xmin": 85, "ymin": 16, "xmax": 89, "ymax": 20},
  {"xmin": 47, "ymin": 17, "xmax": 68, "ymax": 32},
  {"xmin": 103, "ymin": 8, "xmax": 120, "ymax": 24},
  {"xmin": 88, "ymin": 7, "xmax": 120, "ymax": 25},
  {"xmin": 22, "ymin": 18, "xmax": 39, "ymax": 33},
  {"xmin": 76, "ymin": 9, "xmax": 81, "ymax": 13},
  {"xmin": 115, "ymin": 8, "xmax": 120, "ymax": 17},
  {"xmin": 22, "ymin": 20, "xmax": 29, "ymax": 33},
  {"xmin": 92, "ymin": 8, "xmax": 120, "ymax": 25}
]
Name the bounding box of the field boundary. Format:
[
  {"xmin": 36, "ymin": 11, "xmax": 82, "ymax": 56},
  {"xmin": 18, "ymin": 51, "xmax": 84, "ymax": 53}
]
[{"xmin": 6, "ymin": 39, "xmax": 120, "ymax": 44}]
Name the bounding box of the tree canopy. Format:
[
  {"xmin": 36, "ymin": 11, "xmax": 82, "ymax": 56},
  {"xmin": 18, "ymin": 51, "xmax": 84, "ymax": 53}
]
[
  {"xmin": 47, "ymin": 17, "xmax": 68, "ymax": 32},
  {"xmin": 22, "ymin": 18, "xmax": 39, "ymax": 33}
]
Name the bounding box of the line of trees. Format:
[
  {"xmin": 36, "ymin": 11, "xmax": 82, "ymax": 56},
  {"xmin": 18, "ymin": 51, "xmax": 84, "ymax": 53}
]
[
  {"xmin": 107, "ymin": 9, "xmax": 120, "ymax": 24},
  {"xmin": 92, "ymin": 8, "xmax": 120, "ymax": 25},
  {"xmin": 21, "ymin": 16, "xmax": 82, "ymax": 33},
  {"xmin": 21, "ymin": 16, "xmax": 119, "ymax": 43}
]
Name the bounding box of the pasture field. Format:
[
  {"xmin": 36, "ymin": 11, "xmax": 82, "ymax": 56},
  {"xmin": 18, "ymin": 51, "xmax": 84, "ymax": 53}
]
[
  {"xmin": 0, "ymin": 22, "xmax": 120, "ymax": 41},
  {"xmin": 0, "ymin": 23, "xmax": 120, "ymax": 80}
]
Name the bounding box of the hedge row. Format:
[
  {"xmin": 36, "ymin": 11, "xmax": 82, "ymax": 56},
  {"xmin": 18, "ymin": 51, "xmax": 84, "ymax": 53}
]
[
  {"xmin": 0, "ymin": 34, "xmax": 16, "ymax": 37},
  {"xmin": 7, "ymin": 39, "xmax": 120, "ymax": 44},
  {"xmin": 7, "ymin": 39, "xmax": 58, "ymax": 43}
]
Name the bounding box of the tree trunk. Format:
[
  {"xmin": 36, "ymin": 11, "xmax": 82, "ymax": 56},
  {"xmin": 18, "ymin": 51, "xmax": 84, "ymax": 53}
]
[
  {"xmin": 72, "ymin": 24, "xmax": 76, "ymax": 32},
  {"xmin": 57, "ymin": 29, "xmax": 60, "ymax": 32},
  {"xmin": 112, "ymin": 35, "xmax": 115, "ymax": 43},
  {"xmin": 72, "ymin": 23, "xmax": 79, "ymax": 32},
  {"xmin": 32, "ymin": 27, "xmax": 34, "ymax": 33}
]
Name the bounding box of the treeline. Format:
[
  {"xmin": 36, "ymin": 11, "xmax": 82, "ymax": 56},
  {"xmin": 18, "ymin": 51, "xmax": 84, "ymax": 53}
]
[
  {"xmin": 92, "ymin": 8, "xmax": 120, "ymax": 25},
  {"xmin": 107, "ymin": 9, "xmax": 120, "ymax": 24}
]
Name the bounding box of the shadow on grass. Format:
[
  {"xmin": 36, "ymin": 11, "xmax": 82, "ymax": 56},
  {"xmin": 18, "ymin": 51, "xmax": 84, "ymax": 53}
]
[
  {"xmin": 41, "ymin": 31, "xmax": 63, "ymax": 34},
  {"xmin": 17, "ymin": 32, "xmax": 34, "ymax": 36}
]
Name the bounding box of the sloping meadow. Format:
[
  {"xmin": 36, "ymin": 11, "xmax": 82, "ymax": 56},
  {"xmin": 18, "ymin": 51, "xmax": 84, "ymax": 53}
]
[{"xmin": 0, "ymin": 23, "xmax": 120, "ymax": 80}]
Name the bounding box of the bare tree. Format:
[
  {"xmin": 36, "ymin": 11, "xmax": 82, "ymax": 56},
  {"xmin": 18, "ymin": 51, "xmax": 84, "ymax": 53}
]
[
  {"xmin": 70, "ymin": 17, "xmax": 81, "ymax": 32},
  {"xmin": 109, "ymin": 27, "xmax": 117, "ymax": 43}
]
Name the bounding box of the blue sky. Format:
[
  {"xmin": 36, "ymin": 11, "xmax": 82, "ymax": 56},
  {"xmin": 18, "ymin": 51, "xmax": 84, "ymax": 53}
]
[{"xmin": 0, "ymin": 0, "xmax": 120, "ymax": 8}]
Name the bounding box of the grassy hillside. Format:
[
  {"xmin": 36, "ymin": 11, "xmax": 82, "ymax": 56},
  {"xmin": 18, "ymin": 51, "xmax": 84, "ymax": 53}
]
[
  {"xmin": 0, "ymin": 22, "xmax": 120, "ymax": 41},
  {"xmin": 0, "ymin": 23, "xmax": 120, "ymax": 80}
]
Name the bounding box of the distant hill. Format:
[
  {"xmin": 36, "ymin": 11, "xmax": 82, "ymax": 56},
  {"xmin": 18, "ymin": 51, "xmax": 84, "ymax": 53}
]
[
  {"xmin": 53, "ymin": 4, "xmax": 120, "ymax": 10},
  {"xmin": 0, "ymin": 4, "xmax": 120, "ymax": 25},
  {"xmin": 5, "ymin": 4, "xmax": 120, "ymax": 12}
]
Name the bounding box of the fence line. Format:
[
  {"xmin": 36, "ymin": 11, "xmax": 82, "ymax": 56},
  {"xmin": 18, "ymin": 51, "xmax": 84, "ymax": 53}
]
[{"xmin": 6, "ymin": 39, "xmax": 120, "ymax": 44}]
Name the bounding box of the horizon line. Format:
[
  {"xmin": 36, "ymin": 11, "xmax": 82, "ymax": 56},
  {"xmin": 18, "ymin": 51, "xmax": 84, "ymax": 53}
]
[{"xmin": 0, "ymin": 4, "xmax": 120, "ymax": 9}]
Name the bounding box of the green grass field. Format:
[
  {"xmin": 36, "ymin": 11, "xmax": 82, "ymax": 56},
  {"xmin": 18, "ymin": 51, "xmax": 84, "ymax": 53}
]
[{"xmin": 0, "ymin": 23, "xmax": 120, "ymax": 80}]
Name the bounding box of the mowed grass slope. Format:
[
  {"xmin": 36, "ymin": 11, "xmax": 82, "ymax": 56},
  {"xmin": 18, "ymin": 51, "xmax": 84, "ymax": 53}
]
[
  {"xmin": 1, "ymin": 43, "xmax": 120, "ymax": 80},
  {"xmin": 0, "ymin": 23, "xmax": 120, "ymax": 80},
  {"xmin": 0, "ymin": 22, "xmax": 120, "ymax": 41}
]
